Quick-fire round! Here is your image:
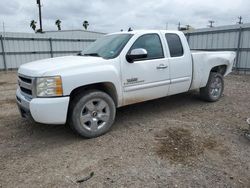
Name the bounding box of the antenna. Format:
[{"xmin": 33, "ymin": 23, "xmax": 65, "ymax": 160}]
[{"xmin": 208, "ymin": 20, "xmax": 215, "ymax": 28}]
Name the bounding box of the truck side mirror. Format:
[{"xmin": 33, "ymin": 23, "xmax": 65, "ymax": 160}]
[{"xmin": 126, "ymin": 48, "xmax": 148, "ymax": 63}]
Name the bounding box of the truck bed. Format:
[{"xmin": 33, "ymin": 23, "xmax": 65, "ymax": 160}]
[{"xmin": 190, "ymin": 50, "xmax": 235, "ymax": 90}]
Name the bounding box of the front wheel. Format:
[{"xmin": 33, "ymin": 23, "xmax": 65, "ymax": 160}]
[
  {"xmin": 68, "ymin": 90, "xmax": 116, "ymax": 138},
  {"xmin": 200, "ymin": 72, "xmax": 224, "ymax": 102}
]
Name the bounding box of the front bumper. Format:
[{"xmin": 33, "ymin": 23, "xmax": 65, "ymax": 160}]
[{"xmin": 16, "ymin": 88, "xmax": 70, "ymax": 124}]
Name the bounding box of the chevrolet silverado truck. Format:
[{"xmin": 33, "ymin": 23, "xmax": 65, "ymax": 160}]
[{"xmin": 16, "ymin": 30, "xmax": 236, "ymax": 138}]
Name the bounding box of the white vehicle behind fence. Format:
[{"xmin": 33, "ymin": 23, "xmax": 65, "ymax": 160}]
[{"xmin": 16, "ymin": 30, "xmax": 236, "ymax": 138}]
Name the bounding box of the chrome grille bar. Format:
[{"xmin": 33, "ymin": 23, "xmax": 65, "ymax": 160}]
[{"xmin": 18, "ymin": 74, "xmax": 35, "ymax": 99}]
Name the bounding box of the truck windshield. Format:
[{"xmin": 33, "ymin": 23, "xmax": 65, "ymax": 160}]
[{"xmin": 81, "ymin": 34, "xmax": 133, "ymax": 59}]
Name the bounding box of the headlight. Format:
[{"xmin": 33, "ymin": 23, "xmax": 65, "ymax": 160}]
[{"xmin": 36, "ymin": 76, "xmax": 63, "ymax": 97}]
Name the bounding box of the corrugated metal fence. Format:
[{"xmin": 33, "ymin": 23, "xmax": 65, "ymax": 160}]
[
  {"xmin": 185, "ymin": 24, "xmax": 250, "ymax": 73},
  {"xmin": 0, "ymin": 31, "xmax": 104, "ymax": 70},
  {"xmin": 2, "ymin": 27, "xmax": 250, "ymax": 73}
]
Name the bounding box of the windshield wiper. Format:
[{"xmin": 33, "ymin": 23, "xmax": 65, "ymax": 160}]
[{"xmin": 83, "ymin": 53, "xmax": 100, "ymax": 57}]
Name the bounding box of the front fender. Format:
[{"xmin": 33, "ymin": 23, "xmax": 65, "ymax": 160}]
[{"xmin": 60, "ymin": 64, "xmax": 122, "ymax": 106}]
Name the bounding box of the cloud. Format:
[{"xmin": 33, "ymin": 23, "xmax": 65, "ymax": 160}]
[
  {"xmin": 0, "ymin": 0, "xmax": 249, "ymax": 33},
  {"xmin": 0, "ymin": 1, "xmax": 20, "ymax": 15}
]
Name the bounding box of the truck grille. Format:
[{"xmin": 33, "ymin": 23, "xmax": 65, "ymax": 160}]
[
  {"xmin": 20, "ymin": 87, "xmax": 32, "ymax": 95},
  {"xmin": 19, "ymin": 76, "xmax": 32, "ymax": 84},
  {"xmin": 18, "ymin": 74, "xmax": 34, "ymax": 99}
]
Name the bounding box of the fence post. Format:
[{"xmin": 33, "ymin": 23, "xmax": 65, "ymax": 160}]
[
  {"xmin": 49, "ymin": 38, "xmax": 53, "ymax": 58},
  {"xmin": 235, "ymin": 27, "xmax": 242, "ymax": 72},
  {"xmin": 0, "ymin": 35, "xmax": 7, "ymax": 71}
]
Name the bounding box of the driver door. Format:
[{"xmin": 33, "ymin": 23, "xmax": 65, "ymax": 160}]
[{"xmin": 121, "ymin": 33, "xmax": 170, "ymax": 105}]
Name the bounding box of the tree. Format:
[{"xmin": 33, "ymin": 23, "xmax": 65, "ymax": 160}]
[
  {"xmin": 30, "ymin": 20, "xmax": 37, "ymax": 32},
  {"xmin": 55, "ymin": 19, "xmax": 61, "ymax": 30},
  {"xmin": 83, "ymin": 20, "xmax": 89, "ymax": 30}
]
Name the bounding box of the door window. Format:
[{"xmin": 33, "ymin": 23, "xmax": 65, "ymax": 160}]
[
  {"xmin": 165, "ymin": 34, "xmax": 184, "ymax": 57},
  {"xmin": 129, "ymin": 34, "xmax": 164, "ymax": 60}
]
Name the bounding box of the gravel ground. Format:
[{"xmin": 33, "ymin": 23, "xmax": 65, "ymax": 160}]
[{"xmin": 0, "ymin": 71, "xmax": 250, "ymax": 188}]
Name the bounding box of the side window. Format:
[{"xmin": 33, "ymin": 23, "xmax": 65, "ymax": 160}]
[
  {"xmin": 165, "ymin": 34, "xmax": 184, "ymax": 57},
  {"xmin": 130, "ymin": 34, "xmax": 164, "ymax": 60}
]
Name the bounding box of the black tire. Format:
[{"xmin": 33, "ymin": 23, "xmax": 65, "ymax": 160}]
[
  {"xmin": 68, "ymin": 90, "xmax": 116, "ymax": 138},
  {"xmin": 200, "ymin": 72, "xmax": 224, "ymax": 102}
]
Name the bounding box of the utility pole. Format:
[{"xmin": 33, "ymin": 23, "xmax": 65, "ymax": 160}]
[
  {"xmin": 2, "ymin": 22, "xmax": 5, "ymax": 36},
  {"xmin": 208, "ymin": 20, "xmax": 215, "ymax": 28},
  {"xmin": 237, "ymin": 16, "xmax": 243, "ymax": 24},
  {"xmin": 2, "ymin": 22, "xmax": 5, "ymax": 43},
  {"xmin": 37, "ymin": 0, "xmax": 43, "ymax": 32},
  {"xmin": 178, "ymin": 22, "xmax": 181, "ymax": 30}
]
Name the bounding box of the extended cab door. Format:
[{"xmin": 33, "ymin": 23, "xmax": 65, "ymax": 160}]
[
  {"xmin": 164, "ymin": 32, "xmax": 192, "ymax": 95},
  {"xmin": 121, "ymin": 33, "xmax": 170, "ymax": 106}
]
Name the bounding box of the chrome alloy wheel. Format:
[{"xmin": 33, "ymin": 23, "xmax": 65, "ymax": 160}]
[
  {"xmin": 210, "ymin": 76, "xmax": 222, "ymax": 98},
  {"xmin": 80, "ymin": 98, "xmax": 110, "ymax": 131}
]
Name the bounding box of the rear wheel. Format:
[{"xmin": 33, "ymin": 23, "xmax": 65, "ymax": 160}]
[
  {"xmin": 69, "ymin": 90, "xmax": 116, "ymax": 138},
  {"xmin": 200, "ymin": 72, "xmax": 224, "ymax": 102}
]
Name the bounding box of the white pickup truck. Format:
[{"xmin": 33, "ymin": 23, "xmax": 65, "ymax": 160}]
[{"xmin": 17, "ymin": 30, "xmax": 235, "ymax": 138}]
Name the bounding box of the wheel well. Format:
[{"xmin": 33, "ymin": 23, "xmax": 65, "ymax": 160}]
[
  {"xmin": 69, "ymin": 82, "xmax": 118, "ymax": 107},
  {"xmin": 211, "ymin": 65, "xmax": 227, "ymax": 75}
]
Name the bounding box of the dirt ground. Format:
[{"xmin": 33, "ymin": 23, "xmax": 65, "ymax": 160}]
[{"xmin": 0, "ymin": 71, "xmax": 250, "ymax": 188}]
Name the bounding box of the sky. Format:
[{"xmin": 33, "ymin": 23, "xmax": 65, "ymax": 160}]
[{"xmin": 0, "ymin": 0, "xmax": 249, "ymax": 33}]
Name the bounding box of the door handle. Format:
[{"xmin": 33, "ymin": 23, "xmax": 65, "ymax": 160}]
[{"xmin": 156, "ymin": 64, "xmax": 168, "ymax": 69}]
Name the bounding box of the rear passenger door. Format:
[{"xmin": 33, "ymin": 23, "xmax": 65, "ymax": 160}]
[{"xmin": 165, "ymin": 33, "xmax": 192, "ymax": 95}]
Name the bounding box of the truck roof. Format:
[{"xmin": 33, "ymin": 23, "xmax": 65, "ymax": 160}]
[{"xmin": 108, "ymin": 30, "xmax": 182, "ymax": 35}]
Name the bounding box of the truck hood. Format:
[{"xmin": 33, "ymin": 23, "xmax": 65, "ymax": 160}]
[{"xmin": 18, "ymin": 56, "xmax": 107, "ymax": 77}]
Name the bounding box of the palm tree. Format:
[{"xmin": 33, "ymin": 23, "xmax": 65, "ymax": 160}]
[
  {"xmin": 83, "ymin": 20, "xmax": 89, "ymax": 30},
  {"xmin": 55, "ymin": 19, "xmax": 62, "ymax": 30},
  {"xmin": 30, "ymin": 20, "xmax": 37, "ymax": 32}
]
